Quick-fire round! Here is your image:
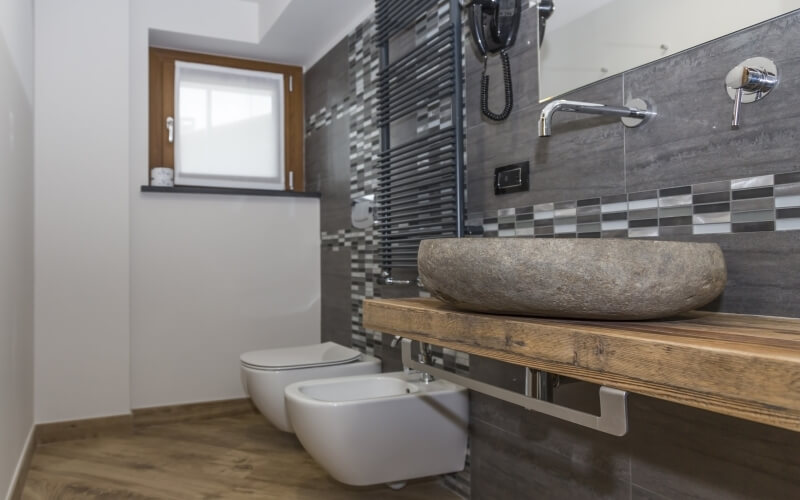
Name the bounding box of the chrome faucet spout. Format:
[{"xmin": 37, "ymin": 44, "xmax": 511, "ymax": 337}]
[
  {"xmin": 418, "ymin": 342, "xmax": 435, "ymax": 383},
  {"xmin": 538, "ymin": 99, "xmax": 655, "ymax": 137}
]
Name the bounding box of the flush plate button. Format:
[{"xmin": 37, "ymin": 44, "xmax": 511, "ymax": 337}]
[{"xmin": 495, "ymin": 161, "xmax": 529, "ymax": 195}]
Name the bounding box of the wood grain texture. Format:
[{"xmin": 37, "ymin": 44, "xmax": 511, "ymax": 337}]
[
  {"xmin": 363, "ymin": 297, "xmax": 800, "ymax": 432},
  {"xmin": 36, "ymin": 398, "xmax": 258, "ymax": 446},
  {"xmin": 623, "ymin": 11, "xmax": 800, "ymax": 192},
  {"xmin": 465, "ymin": 8, "xmax": 626, "ymax": 215},
  {"xmin": 21, "ymin": 413, "xmax": 460, "ymax": 500},
  {"xmin": 36, "ymin": 415, "xmax": 133, "ymax": 446},
  {"xmin": 132, "ymin": 397, "xmax": 257, "ymax": 428}
]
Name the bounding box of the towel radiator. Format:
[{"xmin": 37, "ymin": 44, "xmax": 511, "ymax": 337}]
[{"xmin": 375, "ymin": 0, "xmax": 466, "ymax": 283}]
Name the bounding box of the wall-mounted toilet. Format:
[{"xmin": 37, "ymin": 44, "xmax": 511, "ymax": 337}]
[
  {"xmin": 285, "ymin": 372, "xmax": 468, "ymax": 487},
  {"xmin": 240, "ymin": 342, "xmax": 380, "ymax": 432}
]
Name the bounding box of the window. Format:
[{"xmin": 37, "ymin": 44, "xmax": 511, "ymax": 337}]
[{"xmin": 149, "ymin": 48, "xmax": 304, "ymax": 191}]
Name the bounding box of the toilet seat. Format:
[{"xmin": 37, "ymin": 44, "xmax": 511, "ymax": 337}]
[{"xmin": 240, "ymin": 341, "xmax": 361, "ymax": 371}]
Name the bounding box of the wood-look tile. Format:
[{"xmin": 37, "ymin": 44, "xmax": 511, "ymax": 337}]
[
  {"xmin": 36, "ymin": 414, "xmax": 133, "ymax": 445},
  {"xmin": 132, "ymin": 398, "xmax": 257, "ymax": 428},
  {"xmin": 624, "ymin": 11, "xmax": 800, "ymax": 191},
  {"xmin": 470, "ymin": 418, "xmax": 630, "ymax": 500},
  {"xmin": 321, "ymin": 246, "xmax": 351, "ymax": 278},
  {"xmin": 374, "ymin": 338, "xmax": 405, "ymax": 373},
  {"xmin": 631, "ymin": 485, "xmax": 670, "ymax": 500},
  {"xmin": 465, "ymin": 7, "xmax": 540, "ymax": 129},
  {"xmin": 467, "ymin": 24, "xmax": 625, "ymax": 212},
  {"xmin": 467, "ymin": 75, "xmax": 626, "ymax": 213},
  {"xmin": 321, "ymin": 247, "xmax": 352, "ymax": 346},
  {"xmin": 465, "ymin": 10, "xmax": 538, "ymax": 215},
  {"xmin": 666, "ymin": 231, "xmax": 800, "ymax": 318},
  {"xmin": 304, "ymin": 38, "xmax": 349, "ymax": 116},
  {"xmin": 470, "ymin": 381, "xmax": 633, "ymax": 493},
  {"xmin": 628, "ymin": 394, "xmax": 800, "ymax": 500},
  {"xmin": 306, "ymin": 115, "xmax": 351, "ymax": 234},
  {"xmin": 22, "ymin": 413, "xmax": 460, "ymax": 500}
]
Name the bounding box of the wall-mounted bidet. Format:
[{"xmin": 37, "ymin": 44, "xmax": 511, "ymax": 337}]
[
  {"xmin": 240, "ymin": 342, "xmax": 380, "ymax": 433},
  {"xmin": 285, "ymin": 372, "xmax": 468, "ymax": 489}
]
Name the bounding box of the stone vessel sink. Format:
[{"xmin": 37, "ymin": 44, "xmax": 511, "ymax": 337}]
[{"xmin": 418, "ymin": 238, "xmax": 727, "ymax": 320}]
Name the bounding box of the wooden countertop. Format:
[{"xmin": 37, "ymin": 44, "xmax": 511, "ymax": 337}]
[{"xmin": 363, "ymin": 297, "xmax": 800, "ymax": 432}]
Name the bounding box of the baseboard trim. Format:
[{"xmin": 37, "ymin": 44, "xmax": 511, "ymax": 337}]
[
  {"xmin": 36, "ymin": 414, "xmax": 133, "ymax": 445},
  {"xmin": 6, "ymin": 425, "xmax": 36, "ymax": 500},
  {"xmin": 35, "ymin": 398, "xmax": 257, "ymax": 445},
  {"xmin": 11, "ymin": 398, "xmax": 256, "ymax": 496},
  {"xmin": 132, "ymin": 398, "xmax": 257, "ymax": 428}
]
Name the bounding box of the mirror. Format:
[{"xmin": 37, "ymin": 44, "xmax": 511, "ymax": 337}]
[{"xmin": 538, "ymin": 1, "xmax": 800, "ymax": 102}]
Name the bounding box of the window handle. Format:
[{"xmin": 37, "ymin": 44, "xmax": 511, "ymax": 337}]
[{"xmin": 166, "ymin": 116, "xmax": 174, "ymax": 143}]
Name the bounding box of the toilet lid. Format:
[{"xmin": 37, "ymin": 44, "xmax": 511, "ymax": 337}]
[{"xmin": 240, "ymin": 342, "xmax": 362, "ymax": 370}]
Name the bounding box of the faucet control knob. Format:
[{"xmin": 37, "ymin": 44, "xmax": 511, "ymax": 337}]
[{"xmin": 725, "ymin": 57, "xmax": 778, "ymax": 129}]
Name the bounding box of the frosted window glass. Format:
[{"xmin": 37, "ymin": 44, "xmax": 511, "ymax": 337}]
[{"xmin": 174, "ymin": 61, "xmax": 284, "ymax": 189}]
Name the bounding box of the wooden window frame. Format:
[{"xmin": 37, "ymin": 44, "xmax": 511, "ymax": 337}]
[{"xmin": 149, "ymin": 47, "xmax": 304, "ymax": 192}]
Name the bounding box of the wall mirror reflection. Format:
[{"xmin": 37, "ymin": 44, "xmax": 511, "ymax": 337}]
[{"xmin": 537, "ymin": 1, "xmax": 800, "ymax": 102}]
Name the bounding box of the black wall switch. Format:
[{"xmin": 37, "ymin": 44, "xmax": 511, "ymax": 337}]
[{"xmin": 494, "ymin": 162, "xmax": 529, "ymax": 195}]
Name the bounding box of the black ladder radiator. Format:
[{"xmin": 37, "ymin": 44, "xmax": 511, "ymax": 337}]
[{"xmin": 375, "ymin": 0, "xmax": 466, "ymax": 284}]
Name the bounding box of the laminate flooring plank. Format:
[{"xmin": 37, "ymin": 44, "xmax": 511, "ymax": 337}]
[{"xmin": 22, "ymin": 413, "xmax": 461, "ymax": 500}]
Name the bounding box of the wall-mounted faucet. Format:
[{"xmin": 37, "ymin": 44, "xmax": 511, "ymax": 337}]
[
  {"xmin": 725, "ymin": 57, "xmax": 778, "ymax": 129},
  {"xmin": 392, "ymin": 336, "xmax": 434, "ymax": 383},
  {"xmin": 538, "ymin": 98, "xmax": 656, "ymax": 137}
]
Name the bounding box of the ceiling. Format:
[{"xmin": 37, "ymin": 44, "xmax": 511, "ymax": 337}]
[{"xmin": 150, "ymin": 0, "xmax": 374, "ymax": 70}]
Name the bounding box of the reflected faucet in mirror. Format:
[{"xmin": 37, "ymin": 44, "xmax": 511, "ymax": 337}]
[
  {"xmin": 538, "ymin": 98, "xmax": 656, "ymax": 137},
  {"xmin": 538, "ymin": 0, "xmax": 800, "ymax": 101}
]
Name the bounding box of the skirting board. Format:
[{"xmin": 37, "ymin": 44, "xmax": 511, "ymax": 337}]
[
  {"xmin": 35, "ymin": 398, "xmax": 257, "ymax": 444},
  {"xmin": 35, "ymin": 413, "xmax": 133, "ymax": 445},
  {"xmin": 6, "ymin": 425, "xmax": 35, "ymax": 500},
  {"xmin": 132, "ymin": 397, "xmax": 258, "ymax": 427},
  {"xmin": 9, "ymin": 398, "xmax": 257, "ymax": 496}
]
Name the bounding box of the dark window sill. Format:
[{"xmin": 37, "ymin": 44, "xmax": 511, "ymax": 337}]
[{"xmin": 141, "ymin": 185, "xmax": 321, "ymax": 199}]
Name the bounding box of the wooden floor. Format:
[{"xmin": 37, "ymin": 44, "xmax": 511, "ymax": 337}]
[{"xmin": 21, "ymin": 412, "xmax": 462, "ymax": 500}]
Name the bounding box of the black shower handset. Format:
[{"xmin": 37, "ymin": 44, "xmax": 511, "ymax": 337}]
[{"xmin": 469, "ymin": 0, "xmax": 521, "ymax": 122}]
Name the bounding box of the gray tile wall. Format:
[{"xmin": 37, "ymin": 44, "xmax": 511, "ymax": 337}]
[
  {"xmin": 465, "ymin": 6, "xmax": 800, "ymax": 500},
  {"xmin": 306, "ymin": 6, "xmax": 468, "ymax": 371},
  {"xmin": 306, "ymin": 10, "xmax": 471, "ymax": 497},
  {"xmin": 307, "ymin": 4, "xmax": 800, "ymax": 500},
  {"xmin": 304, "ymin": 39, "xmax": 352, "ymax": 235},
  {"xmin": 320, "ymin": 246, "xmax": 351, "ymax": 346},
  {"xmin": 305, "ymin": 39, "xmax": 356, "ymax": 349}
]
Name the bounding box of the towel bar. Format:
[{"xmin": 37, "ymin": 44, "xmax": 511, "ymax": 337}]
[{"xmin": 400, "ymin": 338, "xmax": 629, "ymax": 436}]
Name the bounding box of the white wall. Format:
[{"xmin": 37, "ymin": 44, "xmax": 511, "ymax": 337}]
[
  {"xmin": 0, "ymin": 0, "xmax": 34, "ymax": 496},
  {"xmin": 34, "ymin": 0, "xmax": 131, "ymax": 423},
  {"xmin": 31, "ymin": 0, "xmax": 321, "ymax": 423},
  {"xmin": 129, "ymin": 0, "xmax": 320, "ymax": 409},
  {"xmin": 141, "ymin": 0, "xmax": 260, "ymax": 44},
  {"xmin": 129, "ymin": 196, "xmax": 320, "ymax": 408},
  {"xmin": 148, "ymin": 0, "xmax": 374, "ymax": 70}
]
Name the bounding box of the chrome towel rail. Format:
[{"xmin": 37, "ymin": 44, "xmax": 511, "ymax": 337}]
[{"xmin": 400, "ymin": 339, "xmax": 630, "ymax": 436}]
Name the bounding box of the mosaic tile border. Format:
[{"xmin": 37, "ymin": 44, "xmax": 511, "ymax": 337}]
[
  {"xmin": 468, "ymin": 170, "xmax": 800, "ymax": 239},
  {"xmin": 321, "ymin": 227, "xmax": 469, "ymax": 377},
  {"xmin": 305, "ymin": 99, "xmax": 351, "ymax": 135},
  {"xmin": 314, "ymin": 0, "xmax": 471, "ymax": 377},
  {"xmin": 324, "ymin": 2, "xmax": 470, "ymax": 375}
]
